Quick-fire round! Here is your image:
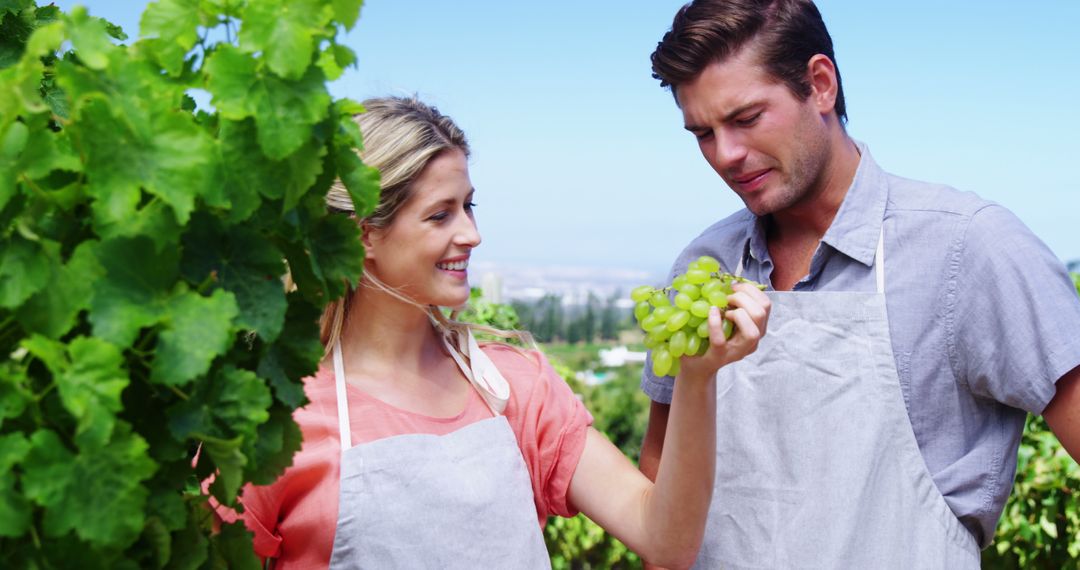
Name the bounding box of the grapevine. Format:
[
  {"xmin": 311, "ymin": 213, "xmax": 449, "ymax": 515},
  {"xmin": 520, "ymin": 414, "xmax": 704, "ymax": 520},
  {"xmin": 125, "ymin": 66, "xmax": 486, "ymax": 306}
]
[
  {"xmin": 632, "ymin": 255, "xmax": 765, "ymax": 377},
  {"xmin": 0, "ymin": 0, "xmax": 374, "ymax": 567}
]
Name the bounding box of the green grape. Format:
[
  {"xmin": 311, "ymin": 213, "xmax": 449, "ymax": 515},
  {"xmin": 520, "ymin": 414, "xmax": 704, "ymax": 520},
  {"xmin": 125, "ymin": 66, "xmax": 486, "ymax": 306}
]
[
  {"xmin": 677, "ymin": 282, "xmax": 700, "ymax": 300},
  {"xmin": 695, "ymin": 337, "xmax": 710, "ymax": 356},
  {"xmin": 697, "ymin": 255, "xmax": 721, "ymax": 273},
  {"xmin": 671, "ymin": 274, "xmax": 687, "ymax": 290},
  {"xmin": 652, "ymin": 346, "xmax": 673, "ymax": 377},
  {"xmin": 653, "ymin": 305, "xmax": 675, "ymax": 322},
  {"xmin": 687, "ymin": 314, "xmax": 705, "ymax": 328},
  {"xmin": 631, "ymin": 285, "xmax": 654, "ymax": 303},
  {"xmin": 650, "ymin": 291, "xmax": 670, "ymax": 307},
  {"xmin": 697, "ymin": 320, "xmax": 710, "ymax": 338},
  {"xmin": 723, "ymin": 319, "xmax": 735, "ymax": 339},
  {"xmin": 707, "ymin": 290, "xmax": 729, "ymax": 308},
  {"xmin": 641, "ymin": 313, "xmax": 660, "ymax": 331},
  {"xmin": 690, "ymin": 299, "xmax": 711, "ymax": 318},
  {"xmin": 686, "ymin": 269, "xmax": 709, "ymax": 284},
  {"xmin": 666, "ymin": 309, "xmax": 690, "ymax": 331},
  {"xmin": 643, "ymin": 331, "xmax": 661, "ymax": 349},
  {"xmin": 686, "ymin": 332, "xmax": 702, "ymax": 356},
  {"xmin": 700, "ymin": 278, "xmax": 722, "ymax": 297},
  {"xmin": 669, "ymin": 330, "xmax": 688, "ymax": 358},
  {"xmin": 687, "ymin": 260, "xmax": 702, "ymax": 273},
  {"xmin": 674, "ymin": 292, "xmax": 693, "ymax": 310},
  {"xmin": 634, "ymin": 301, "xmax": 651, "ymax": 321},
  {"xmin": 668, "ymin": 356, "xmax": 681, "ymax": 377}
]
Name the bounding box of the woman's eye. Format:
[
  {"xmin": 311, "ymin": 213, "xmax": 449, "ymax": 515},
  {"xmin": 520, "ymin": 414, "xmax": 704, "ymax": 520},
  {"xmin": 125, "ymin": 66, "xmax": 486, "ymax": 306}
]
[{"xmin": 428, "ymin": 211, "xmax": 448, "ymax": 222}]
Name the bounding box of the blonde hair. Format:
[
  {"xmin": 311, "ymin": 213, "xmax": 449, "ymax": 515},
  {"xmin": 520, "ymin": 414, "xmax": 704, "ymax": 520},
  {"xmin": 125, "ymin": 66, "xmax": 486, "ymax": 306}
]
[{"xmin": 321, "ymin": 96, "xmax": 533, "ymax": 354}]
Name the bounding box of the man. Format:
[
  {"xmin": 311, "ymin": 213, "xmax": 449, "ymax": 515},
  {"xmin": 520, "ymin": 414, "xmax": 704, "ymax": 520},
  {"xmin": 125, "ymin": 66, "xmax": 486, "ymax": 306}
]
[{"xmin": 638, "ymin": 0, "xmax": 1080, "ymax": 567}]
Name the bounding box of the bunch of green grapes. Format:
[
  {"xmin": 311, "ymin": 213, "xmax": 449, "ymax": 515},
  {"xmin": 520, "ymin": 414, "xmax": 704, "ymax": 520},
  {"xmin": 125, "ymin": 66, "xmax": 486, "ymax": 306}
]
[{"xmin": 632, "ymin": 255, "xmax": 764, "ymax": 378}]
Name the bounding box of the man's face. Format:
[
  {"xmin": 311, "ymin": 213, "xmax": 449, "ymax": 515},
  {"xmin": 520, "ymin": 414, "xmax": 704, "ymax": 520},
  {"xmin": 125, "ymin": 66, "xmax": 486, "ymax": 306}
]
[{"xmin": 677, "ymin": 47, "xmax": 831, "ymax": 217}]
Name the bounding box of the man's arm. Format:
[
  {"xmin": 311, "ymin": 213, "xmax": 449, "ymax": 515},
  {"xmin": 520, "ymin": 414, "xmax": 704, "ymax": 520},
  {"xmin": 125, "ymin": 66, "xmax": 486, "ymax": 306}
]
[{"xmin": 1044, "ymin": 365, "xmax": 1080, "ymax": 461}]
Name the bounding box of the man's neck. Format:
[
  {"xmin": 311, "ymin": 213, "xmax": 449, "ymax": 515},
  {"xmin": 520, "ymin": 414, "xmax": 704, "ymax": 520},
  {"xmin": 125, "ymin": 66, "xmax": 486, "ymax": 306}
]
[{"xmin": 766, "ymin": 134, "xmax": 861, "ymax": 290}]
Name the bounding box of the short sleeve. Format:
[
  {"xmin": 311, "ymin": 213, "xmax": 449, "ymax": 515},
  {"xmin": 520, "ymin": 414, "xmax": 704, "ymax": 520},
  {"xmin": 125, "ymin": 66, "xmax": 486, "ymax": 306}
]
[
  {"xmin": 487, "ymin": 345, "xmax": 593, "ymax": 520},
  {"xmin": 952, "ymin": 205, "xmax": 1080, "ymax": 413}
]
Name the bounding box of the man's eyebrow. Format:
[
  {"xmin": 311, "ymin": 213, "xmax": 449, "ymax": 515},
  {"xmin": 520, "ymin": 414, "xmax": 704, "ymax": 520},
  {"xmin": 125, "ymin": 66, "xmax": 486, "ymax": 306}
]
[{"xmin": 684, "ymin": 102, "xmax": 762, "ymax": 131}]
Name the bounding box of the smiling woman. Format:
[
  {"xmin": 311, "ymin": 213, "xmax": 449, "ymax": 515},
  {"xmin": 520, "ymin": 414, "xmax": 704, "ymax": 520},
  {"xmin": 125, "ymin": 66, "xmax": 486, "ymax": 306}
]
[{"xmin": 214, "ymin": 95, "xmax": 771, "ymax": 569}]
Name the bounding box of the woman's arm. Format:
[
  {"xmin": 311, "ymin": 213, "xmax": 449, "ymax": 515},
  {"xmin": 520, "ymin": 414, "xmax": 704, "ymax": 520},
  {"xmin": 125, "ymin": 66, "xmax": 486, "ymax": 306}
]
[{"xmin": 567, "ymin": 283, "xmax": 769, "ymax": 569}]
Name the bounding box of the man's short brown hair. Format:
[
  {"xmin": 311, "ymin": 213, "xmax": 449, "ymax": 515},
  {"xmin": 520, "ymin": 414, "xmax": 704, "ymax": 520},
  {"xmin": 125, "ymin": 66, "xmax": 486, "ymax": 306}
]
[{"xmin": 651, "ymin": 0, "xmax": 847, "ymax": 123}]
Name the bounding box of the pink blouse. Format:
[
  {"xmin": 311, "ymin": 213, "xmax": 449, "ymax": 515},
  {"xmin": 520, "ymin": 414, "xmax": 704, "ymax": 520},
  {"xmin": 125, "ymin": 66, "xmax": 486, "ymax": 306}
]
[{"xmin": 215, "ymin": 344, "xmax": 593, "ymax": 568}]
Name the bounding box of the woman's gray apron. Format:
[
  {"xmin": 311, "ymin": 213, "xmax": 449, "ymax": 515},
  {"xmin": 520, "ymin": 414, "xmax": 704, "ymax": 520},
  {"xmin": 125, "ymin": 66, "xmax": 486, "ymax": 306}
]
[
  {"xmin": 693, "ymin": 231, "xmax": 980, "ymax": 569},
  {"xmin": 326, "ymin": 329, "xmax": 550, "ymax": 569}
]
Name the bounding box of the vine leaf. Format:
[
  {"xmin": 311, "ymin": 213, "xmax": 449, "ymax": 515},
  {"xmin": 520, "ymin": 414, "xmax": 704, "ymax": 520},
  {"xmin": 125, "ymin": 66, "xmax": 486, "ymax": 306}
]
[
  {"xmin": 138, "ymin": 0, "xmax": 199, "ymax": 77},
  {"xmin": 150, "ymin": 288, "xmax": 239, "ymax": 386},
  {"xmin": 238, "ymin": 0, "xmax": 332, "ymax": 81}
]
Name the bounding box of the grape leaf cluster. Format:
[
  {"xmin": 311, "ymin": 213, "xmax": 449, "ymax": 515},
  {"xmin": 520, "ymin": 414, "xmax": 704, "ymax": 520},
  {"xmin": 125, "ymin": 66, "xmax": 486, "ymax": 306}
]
[
  {"xmin": 632, "ymin": 256, "xmax": 763, "ymax": 378},
  {"xmin": 0, "ymin": 0, "xmax": 374, "ymax": 567}
]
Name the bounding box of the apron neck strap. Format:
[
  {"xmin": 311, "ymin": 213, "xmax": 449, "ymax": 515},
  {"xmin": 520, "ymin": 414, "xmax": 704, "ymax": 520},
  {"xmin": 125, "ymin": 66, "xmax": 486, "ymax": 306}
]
[{"xmin": 333, "ymin": 337, "xmax": 352, "ymax": 451}]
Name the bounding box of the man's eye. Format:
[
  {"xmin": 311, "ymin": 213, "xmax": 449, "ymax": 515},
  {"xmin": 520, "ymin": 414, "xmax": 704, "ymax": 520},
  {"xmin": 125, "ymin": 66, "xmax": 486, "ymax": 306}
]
[
  {"xmin": 736, "ymin": 113, "xmax": 761, "ymax": 127},
  {"xmin": 694, "ymin": 130, "xmax": 712, "ymax": 141},
  {"xmin": 464, "ymin": 201, "xmax": 477, "ymax": 211}
]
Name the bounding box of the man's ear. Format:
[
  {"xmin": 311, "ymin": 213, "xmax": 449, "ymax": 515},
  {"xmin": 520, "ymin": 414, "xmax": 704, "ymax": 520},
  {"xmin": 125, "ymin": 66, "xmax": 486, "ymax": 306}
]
[{"xmin": 806, "ymin": 53, "xmax": 839, "ymax": 116}]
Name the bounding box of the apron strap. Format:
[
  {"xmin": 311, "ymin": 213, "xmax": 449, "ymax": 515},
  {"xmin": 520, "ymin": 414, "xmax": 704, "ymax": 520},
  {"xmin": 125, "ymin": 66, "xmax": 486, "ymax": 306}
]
[
  {"xmin": 332, "ymin": 326, "xmax": 511, "ymax": 451},
  {"xmin": 438, "ymin": 328, "xmax": 510, "ymax": 417},
  {"xmin": 333, "ymin": 338, "xmax": 352, "ymax": 451}
]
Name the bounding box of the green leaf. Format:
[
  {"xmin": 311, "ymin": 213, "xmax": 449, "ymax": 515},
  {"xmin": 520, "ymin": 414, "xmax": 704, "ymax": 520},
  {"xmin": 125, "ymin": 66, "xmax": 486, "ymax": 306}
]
[
  {"xmin": 61, "ymin": 337, "xmax": 129, "ymax": 447},
  {"xmin": 0, "ymin": 363, "xmax": 30, "ymax": 426},
  {"xmin": 66, "ymin": 6, "xmax": 116, "ymax": 71},
  {"xmin": 181, "ymin": 213, "xmax": 288, "ymax": 341},
  {"xmin": 332, "ymin": 0, "xmax": 364, "ymax": 31},
  {"xmin": 75, "ymin": 97, "xmax": 220, "ymax": 226},
  {"xmin": 6, "ymin": 21, "xmax": 63, "ymax": 115},
  {"xmin": 246, "ymin": 405, "xmax": 302, "ymax": 485},
  {"xmin": 17, "ymin": 240, "xmax": 103, "ymax": 338},
  {"xmin": 201, "ymin": 434, "xmax": 246, "ymax": 505},
  {"xmin": 0, "ymin": 234, "xmax": 52, "ymax": 309},
  {"xmin": 0, "ymin": 433, "xmax": 31, "ymax": 537},
  {"xmin": 19, "ymin": 112, "xmax": 82, "ymax": 180},
  {"xmin": 335, "ymin": 144, "xmax": 380, "ymax": 218},
  {"xmin": 167, "ymin": 365, "xmax": 270, "ymax": 441},
  {"xmin": 0, "ymin": 119, "xmax": 28, "ymax": 212},
  {"xmin": 24, "ymin": 425, "xmax": 157, "ymax": 548},
  {"xmin": 164, "ymin": 508, "xmax": 209, "ymax": 570},
  {"xmin": 307, "ymin": 213, "xmax": 365, "ymax": 300},
  {"xmin": 257, "ymin": 294, "xmax": 321, "ymax": 408},
  {"xmin": 139, "ymin": 0, "xmax": 199, "ymax": 76},
  {"xmin": 25, "ymin": 335, "xmax": 128, "ymax": 447},
  {"xmin": 205, "ymin": 45, "xmax": 331, "ymax": 160},
  {"xmin": 238, "ymin": 0, "xmax": 332, "ymax": 80},
  {"xmin": 150, "ymin": 288, "xmax": 239, "ymax": 386},
  {"xmin": 89, "ymin": 236, "xmax": 179, "ymax": 347},
  {"xmin": 218, "ymin": 117, "xmax": 326, "ymax": 215},
  {"xmin": 210, "ymin": 521, "xmax": 261, "ymax": 570}
]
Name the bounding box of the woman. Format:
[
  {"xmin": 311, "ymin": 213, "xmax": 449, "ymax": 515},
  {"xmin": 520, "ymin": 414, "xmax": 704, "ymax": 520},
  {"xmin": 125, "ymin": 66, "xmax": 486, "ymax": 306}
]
[{"xmin": 222, "ymin": 96, "xmax": 770, "ymax": 569}]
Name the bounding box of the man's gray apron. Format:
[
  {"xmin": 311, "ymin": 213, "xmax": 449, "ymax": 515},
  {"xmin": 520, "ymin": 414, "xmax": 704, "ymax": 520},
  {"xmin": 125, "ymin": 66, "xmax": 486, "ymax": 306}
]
[
  {"xmin": 327, "ymin": 329, "xmax": 550, "ymax": 569},
  {"xmin": 693, "ymin": 231, "xmax": 980, "ymax": 569}
]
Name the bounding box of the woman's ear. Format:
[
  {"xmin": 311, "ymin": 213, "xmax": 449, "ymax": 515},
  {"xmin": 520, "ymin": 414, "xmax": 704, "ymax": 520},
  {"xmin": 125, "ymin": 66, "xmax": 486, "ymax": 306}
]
[{"xmin": 360, "ymin": 220, "xmax": 379, "ymax": 261}]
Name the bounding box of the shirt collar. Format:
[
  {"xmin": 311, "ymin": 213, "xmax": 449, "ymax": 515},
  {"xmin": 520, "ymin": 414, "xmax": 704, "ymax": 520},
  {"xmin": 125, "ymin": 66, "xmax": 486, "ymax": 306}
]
[{"xmin": 743, "ymin": 139, "xmax": 887, "ymax": 269}]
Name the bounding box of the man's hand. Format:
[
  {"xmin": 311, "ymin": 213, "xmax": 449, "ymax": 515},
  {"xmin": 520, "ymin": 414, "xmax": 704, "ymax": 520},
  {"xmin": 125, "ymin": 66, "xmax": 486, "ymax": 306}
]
[{"xmin": 679, "ymin": 282, "xmax": 771, "ymax": 381}]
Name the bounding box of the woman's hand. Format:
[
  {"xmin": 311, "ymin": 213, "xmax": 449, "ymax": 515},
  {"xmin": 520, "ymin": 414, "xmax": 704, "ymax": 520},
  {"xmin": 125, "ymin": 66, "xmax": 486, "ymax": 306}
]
[{"xmin": 679, "ymin": 282, "xmax": 771, "ymax": 380}]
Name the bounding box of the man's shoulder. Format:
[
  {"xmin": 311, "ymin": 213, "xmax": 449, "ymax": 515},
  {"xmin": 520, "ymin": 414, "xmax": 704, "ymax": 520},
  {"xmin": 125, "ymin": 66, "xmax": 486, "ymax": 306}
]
[
  {"xmin": 684, "ymin": 209, "xmax": 754, "ymax": 253},
  {"xmin": 668, "ymin": 209, "xmax": 755, "ymax": 274},
  {"xmin": 883, "ymin": 171, "xmax": 994, "ymax": 218}
]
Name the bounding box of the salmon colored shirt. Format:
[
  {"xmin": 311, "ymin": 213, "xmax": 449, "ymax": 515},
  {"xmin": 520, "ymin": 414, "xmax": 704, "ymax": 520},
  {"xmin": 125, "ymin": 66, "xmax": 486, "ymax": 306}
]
[{"xmin": 216, "ymin": 343, "xmax": 592, "ymax": 568}]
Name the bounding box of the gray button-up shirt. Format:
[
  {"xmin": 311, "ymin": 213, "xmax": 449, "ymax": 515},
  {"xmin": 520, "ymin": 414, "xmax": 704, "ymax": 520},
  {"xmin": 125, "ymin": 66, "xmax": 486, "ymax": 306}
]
[{"xmin": 641, "ymin": 142, "xmax": 1080, "ymax": 547}]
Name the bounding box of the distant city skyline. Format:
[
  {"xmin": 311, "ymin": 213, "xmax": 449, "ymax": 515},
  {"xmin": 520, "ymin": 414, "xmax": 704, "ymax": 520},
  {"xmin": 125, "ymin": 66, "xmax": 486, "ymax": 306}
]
[{"xmin": 63, "ymin": 1, "xmax": 1080, "ymax": 276}]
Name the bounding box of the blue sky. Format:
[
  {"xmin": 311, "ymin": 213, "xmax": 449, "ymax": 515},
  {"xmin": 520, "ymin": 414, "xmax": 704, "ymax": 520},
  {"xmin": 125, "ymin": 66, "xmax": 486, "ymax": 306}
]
[{"xmin": 62, "ymin": 1, "xmax": 1080, "ymax": 274}]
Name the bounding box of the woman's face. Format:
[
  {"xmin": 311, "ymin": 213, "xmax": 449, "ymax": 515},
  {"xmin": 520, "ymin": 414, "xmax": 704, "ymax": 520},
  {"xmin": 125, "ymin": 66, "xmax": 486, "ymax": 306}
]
[{"xmin": 364, "ymin": 148, "xmax": 480, "ymax": 308}]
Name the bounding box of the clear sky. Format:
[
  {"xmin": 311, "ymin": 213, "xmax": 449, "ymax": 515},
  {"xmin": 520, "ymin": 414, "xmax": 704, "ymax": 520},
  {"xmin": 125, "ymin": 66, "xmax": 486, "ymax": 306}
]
[{"xmin": 60, "ymin": 1, "xmax": 1080, "ymax": 275}]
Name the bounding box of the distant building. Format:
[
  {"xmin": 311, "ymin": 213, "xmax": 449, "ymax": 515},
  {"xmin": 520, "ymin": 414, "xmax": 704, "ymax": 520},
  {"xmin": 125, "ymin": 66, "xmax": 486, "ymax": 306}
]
[
  {"xmin": 599, "ymin": 345, "xmax": 647, "ymax": 367},
  {"xmin": 480, "ymin": 272, "xmax": 502, "ymax": 304}
]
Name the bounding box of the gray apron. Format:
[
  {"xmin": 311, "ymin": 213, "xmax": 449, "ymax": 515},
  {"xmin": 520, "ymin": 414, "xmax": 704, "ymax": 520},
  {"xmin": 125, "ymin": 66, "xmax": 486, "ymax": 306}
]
[
  {"xmin": 693, "ymin": 231, "xmax": 981, "ymax": 569},
  {"xmin": 326, "ymin": 329, "xmax": 551, "ymax": 569}
]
